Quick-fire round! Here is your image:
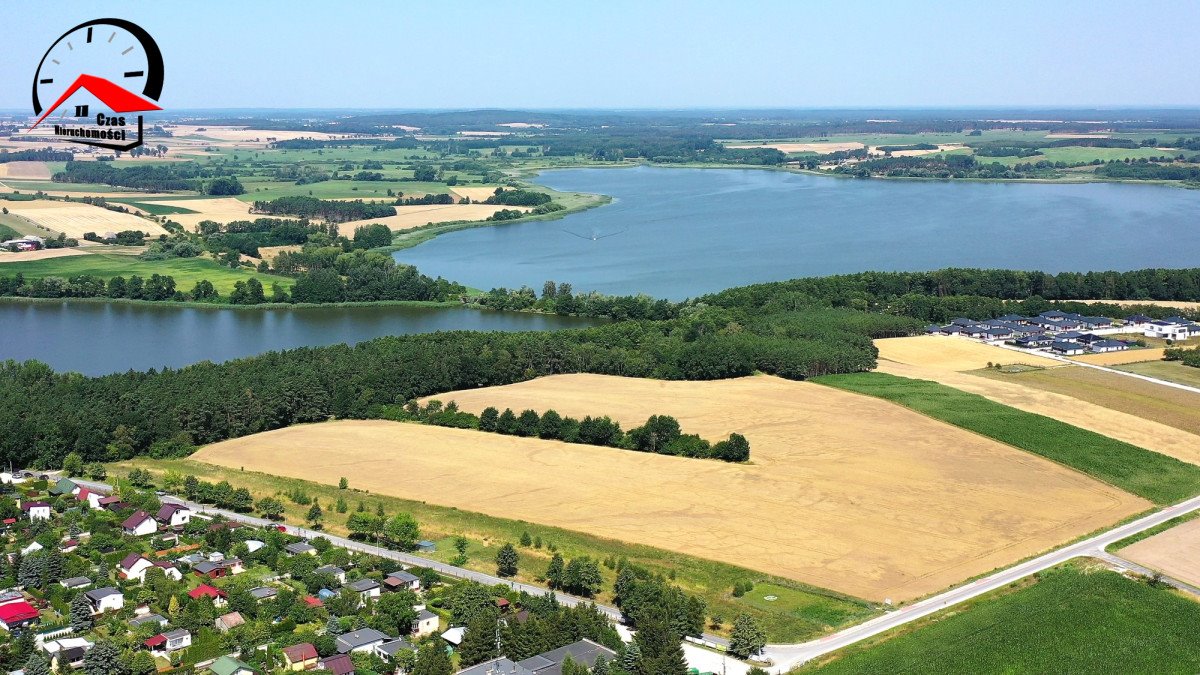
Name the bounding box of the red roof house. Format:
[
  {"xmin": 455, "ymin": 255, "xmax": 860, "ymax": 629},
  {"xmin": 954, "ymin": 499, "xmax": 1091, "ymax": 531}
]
[
  {"xmin": 143, "ymin": 634, "xmax": 167, "ymax": 648},
  {"xmin": 0, "ymin": 601, "xmax": 39, "ymax": 630},
  {"xmin": 302, "ymin": 595, "xmax": 323, "ymax": 608},
  {"xmin": 188, "ymin": 584, "xmax": 228, "ymax": 605}
]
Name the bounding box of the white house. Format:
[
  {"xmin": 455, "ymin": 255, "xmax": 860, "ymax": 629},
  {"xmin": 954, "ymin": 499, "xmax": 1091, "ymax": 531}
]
[
  {"xmin": 119, "ymin": 554, "xmax": 182, "ymax": 583},
  {"xmin": 334, "ymin": 628, "xmax": 389, "ymax": 654},
  {"xmin": 384, "ymin": 570, "xmax": 421, "ymax": 592},
  {"xmin": 347, "ymin": 578, "xmax": 380, "ymax": 607},
  {"xmin": 84, "ymin": 587, "xmax": 124, "ymax": 615},
  {"xmin": 156, "ymin": 503, "xmax": 192, "ymax": 528},
  {"xmin": 122, "ymin": 511, "xmax": 158, "ymax": 537},
  {"xmin": 1144, "ymin": 318, "xmax": 1198, "ymax": 341},
  {"xmin": 41, "ymin": 637, "xmax": 93, "ymax": 669},
  {"xmin": 21, "ymin": 501, "xmax": 51, "ymax": 521},
  {"xmin": 412, "ymin": 608, "xmax": 439, "ymax": 637},
  {"xmin": 75, "ymin": 488, "xmax": 104, "ymax": 509},
  {"xmin": 146, "ymin": 629, "xmax": 191, "ymax": 656}
]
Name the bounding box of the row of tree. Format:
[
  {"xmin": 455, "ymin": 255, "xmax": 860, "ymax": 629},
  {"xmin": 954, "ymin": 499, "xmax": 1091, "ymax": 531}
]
[
  {"xmin": 251, "ymin": 196, "xmax": 397, "ymax": 223},
  {"xmin": 402, "ymin": 400, "xmax": 750, "ymax": 462}
]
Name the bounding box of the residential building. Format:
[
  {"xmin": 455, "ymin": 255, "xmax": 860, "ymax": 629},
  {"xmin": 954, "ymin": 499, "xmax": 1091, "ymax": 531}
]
[
  {"xmin": 1050, "ymin": 341, "xmax": 1086, "ymax": 356},
  {"xmin": 129, "ymin": 614, "xmax": 169, "ymax": 630},
  {"xmin": 193, "ymin": 559, "xmax": 244, "ymax": 579},
  {"xmin": 375, "ymin": 639, "xmax": 414, "ymax": 662},
  {"xmin": 319, "ymin": 654, "xmax": 355, "ymax": 675},
  {"xmin": 384, "ymin": 570, "xmax": 420, "ymax": 592},
  {"xmin": 122, "ymin": 511, "xmax": 158, "ymax": 537},
  {"xmin": 208, "ymin": 655, "xmax": 255, "ymax": 675},
  {"xmin": 0, "ymin": 601, "xmax": 39, "ymax": 631},
  {"xmin": 42, "ymin": 637, "xmax": 93, "ymax": 670},
  {"xmin": 335, "ymin": 628, "xmax": 390, "ymax": 654},
  {"xmin": 249, "ymin": 586, "xmax": 277, "ymax": 602},
  {"xmin": 156, "ymin": 503, "xmax": 192, "ymax": 528},
  {"xmin": 516, "ymin": 639, "xmax": 618, "ymax": 675},
  {"xmin": 21, "ymin": 502, "xmax": 50, "ymax": 522},
  {"xmin": 281, "ymin": 643, "xmax": 319, "ymax": 671},
  {"xmin": 315, "ymin": 565, "xmax": 347, "ymax": 584},
  {"xmin": 215, "ymin": 611, "xmax": 246, "ymax": 633},
  {"xmin": 59, "ymin": 576, "xmax": 92, "ymax": 590},
  {"xmin": 145, "ymin": 629, "xmax": 191, "ymax": 656},
  {"xmin": 347, "ymin": 578, "xmax": 381, "ymax": 605},
  {"xmin": 84, "ymin": 587, "xmax": 124, "ymax": 614},
  {"xmin": 49, "ymin": 478, "xmax": 77, "ymax": 496},
  {"xmin": 188, "ymin": 584, "xmax": 228, "ymax": 607},
  {"xmin": 284, "ymin": 542, "xmax": 317, "ymax": 556},
  {"xmin": 412, "ymin": 608, "xmax": 439, "ymax": 637}
]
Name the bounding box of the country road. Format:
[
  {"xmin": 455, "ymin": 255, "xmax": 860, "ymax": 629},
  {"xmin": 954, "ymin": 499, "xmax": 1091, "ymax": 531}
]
[{"xmin": 76, "ymin": 480, "xmax": 1200, "ymax": 672}]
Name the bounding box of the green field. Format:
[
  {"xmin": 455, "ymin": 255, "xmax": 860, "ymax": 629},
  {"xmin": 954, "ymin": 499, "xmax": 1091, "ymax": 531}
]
[
  {"xmin": 0, "ymin": 252, "xmax": 293, "ymax": 295},
  {"xmin": 111, "ymin": 200, "xmax": 199, "ymax": 215},
  {"xmin": 111, "ymin": 458, "xmax": 877, "ymax": 643},
  {"xmin": 1116, "ymin": 360, "xmax": 1200, "ymax": 388},
  {"xmin": 983, "ymin": 146, "xmax": 1172, "ymax": 166},
  {"xmin": 814, "ymin": 372, "xmax": 1200, "ymax": 504},
  {"xmin": 806, "ymin": 564, "xmax": 1200, "ymax": 674},
  {"xmin": 236, "ymin": 177, "xmax": 457, "ymax": 202}
]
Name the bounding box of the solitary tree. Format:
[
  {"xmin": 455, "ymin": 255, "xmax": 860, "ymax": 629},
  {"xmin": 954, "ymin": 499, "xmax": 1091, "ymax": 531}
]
[
  {"xmin": 546, "ymin": 553, "xmax": 565, "ymax": 589},
  {"xmin": 496, "ymin": 543, "xmax": 519, "ymax": 577},
  {"xmin": 69, "ymin": 593, "xmax": 93, "ymax": 631},
  {"xmin": 257, "ymin": 497, "xmax": 285, "ymax": 520},
  {"xmin": 82, "ymin": 640, "xmax": 125, "ymax": 675},
  {"xmin": 729, "ymin": 613, "xmax": 766, "ymax": 659},
  {"xmin": 307, "ymin": 500, "xmax": 323, "ymax": 527},
  {"xmin": 24, "ymin": 653, "xmax": 51, "ymax": 675},
  {"xmin": 62, "ymin": 452, "xmax": 84, "ymax": 477}
]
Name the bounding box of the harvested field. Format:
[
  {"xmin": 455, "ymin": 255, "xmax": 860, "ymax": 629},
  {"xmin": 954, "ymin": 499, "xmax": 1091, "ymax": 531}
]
[
  {"xmin": 0, "ymin": 248, "xmax": 90, "ymax": 263},
  {"xmin": 1066, "ymin": 299, "xmax": 1200, "ymax": 311},
  {"xmin": 0, "ymin": 161, "xmax": 51, "ymax": 179},
  {"xmin": 255, "ymin": 245, "xmax": 302, "ymax": 263},
  {"xmin": 869, "ymin": 144, "xmax": 964, "ymax": 157},
  {"xmin": 876, "ymin": 335, "xmax": 1061, "ymax": 371},
  {"xmin": 450, "ymin": 186, "xmax": 509, "ymax": 202},
  {"xmin": 971, "ymin": 365, "xmax": 1200, "ymax": 441},
  {"xmin": 1071, "ymin": 348, "xmax": 1165, "ymax": 365},
  {"xmin": 340, "ymin": 204, "xmax": 529, "ymax": 232},
  {"xmin": 1121, "ymin": 519, "xmax": 1200, "ymax": 587},
  {"xmin": 150, "ymin": 197, "xmax": 251, "ymax": 231},
  {"xmin": 205, "ymin": 374, "xmax": 1143, "ymax": 602},
  {"xmin": 877, "ymin": 360, "xmax": 1200, "ymax": 465},
  {"xmin": 725, "ymin": 141, "xmax": 864, "ymax": 154},
  {"xmin": 1117, "ymin": 361, "xmax": 1200, "ymax": 389},
  {"xmin": 1, "ymin": 201, "xmax": 168, "ymax": 238}
]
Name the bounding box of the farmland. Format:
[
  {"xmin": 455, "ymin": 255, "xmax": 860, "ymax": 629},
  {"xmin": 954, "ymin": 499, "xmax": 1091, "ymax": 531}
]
[
  {"xmin": 805, "ymin": 564, "xmax": 1200, "ymax": 674},
  {"xmin": 114, "ymin": 456, "xmax": 876, "ymax": 643},
  {"xmin": 1117, "ymin": 359, "xmax": 1200, "ymax": 389},
  {"xmin": 1, "ymin": 200, "xmax": 170, "ymax": 238},
  {"xmin": 973, "ymin": 364, "xmax": 1200, "ymax": 438},
  {"xmin": 0, "ymin": 251, "xmax": 293, "ymax": 295},
  {"xmin": 875, "ymin": 334, "xmax": 1061, "ymax": 371},
  {"xmin": 1121, "ymin": 519, "xmax": 1200, "ymax": 588},
  {"xmin": 194, "ymin": 374, "xmax": 1146, "ymax": 604},
  {"xmin": 815, "ymin": 371, "xmax": 1200, "ymax": 503}
]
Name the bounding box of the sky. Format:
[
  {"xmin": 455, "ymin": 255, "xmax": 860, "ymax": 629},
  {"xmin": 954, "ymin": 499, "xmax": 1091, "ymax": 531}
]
[{"xmin": 1, "ymin": 0, "xmax": 1197, "ymax": 111}]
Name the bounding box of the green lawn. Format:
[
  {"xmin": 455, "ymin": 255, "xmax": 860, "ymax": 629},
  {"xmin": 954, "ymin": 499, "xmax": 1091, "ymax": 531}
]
[
  {"xmin": 111, "ymin": 458, "xmax": 876, "ymax": 643},
  {"xmin": 807, "ymin": 564, "xmax": 1200, "ymax": 674},
  {"xmin": 813, "ymin": 372, "xmax": 1200, "ymax": 504},
  {"xmin": 0, "ymin": 252, "xmax": 293, "ymax": 295},
  {"xmin": 1116, "ymin": 359, "xmax": 1200, "ymax": 389}
]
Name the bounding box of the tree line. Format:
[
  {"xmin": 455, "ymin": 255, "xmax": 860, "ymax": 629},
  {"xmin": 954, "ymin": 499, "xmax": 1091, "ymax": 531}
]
[
  {"xmin": 52, "ymin": 160, "xmax": 240, "ymax": 193},
  {"xmin": 399, "ymin": 399, "xmax": 750, "ymax": 462},
  {"xmin": 251, "ymin": 196, "xmax": 397, "ymax": 223}
]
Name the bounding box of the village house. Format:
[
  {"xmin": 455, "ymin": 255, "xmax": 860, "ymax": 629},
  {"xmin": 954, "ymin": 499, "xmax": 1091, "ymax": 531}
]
[
  {"xmin": 119, "ymin": 553, "xmax": 183, "ymax": 583},
  {"xmin": 1050, "ymin": 341, "xmax": 1087, "ymax": 356},
  {"xmin": 384, "ymin": 570, "xmax": 420, "ymax": 592},
  {"xmin": 319, "ymin": 654, "xmax": 355, "ymax": 675},
  {"xmin": 412, "ymin": 608, "xmax": 439, "ymax": 637},
  {"xmin": 59, "ymin": 576, "xmax": 93, "ymax": 590},
  {"xmin": 156, "ymin": 503, "xmax": 192, "ymax": 528},
  {"xmin": 0, "ymin": 599, "xmax": 39, "ymax": 631},
  {"xmin": 98, "ymin": 496, "xmax": 127, "ymax": 512},
  {"xmin": 122, "ymin": 511, "xmax": 158, "ymax": 537},
  {"xmin": 215, "ymin": 611, "xmax": 246, "ymax": 633},
  {"xmin": 75, "ymin": 488, "xmax": 104, "ymax": 509},
  {"xmin": 193, "ymin": 559, "xmax": 245, "ymax": 579},
  {"xmin": 284, "ymin": 542, "xmax": 317, "ymax": 556},
  {"xmin": 335, "ymin": 627, "xmax": 390, "ymax": 654},
  {"xmin": 316, "ymin": 565, "xmax": 347, "ymax": 584},
  {"xmin": 282, "ymin": 643, "xmax": 319, "ymax": 671},
  {"xmin": 145, "ymin": 629, "xmax": 192, "ymax": 657},
  {"xmin": 347, "ymin": 578, "xmax": 381, "ymax": 606},
  {"xmin": 249, "ymin": 586, "xmax": 277, "ymax": 602},
  {"xmin": 189, "ymin": 584, "xmax": 229, "ymax": 607},
  {"xmin": 208, "ymin": 655, "xmax": 255, "ymax": 675},
  {"xmin": 49, "ymin": 478, "xmax": 77, "ymax": 496},
  {"xmin": 375, "ymin": 638, "xmax": 415, "ymax": 663},
  {"xmin": 42, "ymin": 637, "xmax": 93, "ymax": 670},
  {"xmin": 84, "ymin": 587, "xmax": 124, "ymax": 614},
  {"xmin": 129, "ymin": 613, "xmax": 169, "ymax": 630},
  {"xmin": 21, "ymin": 501, "xmax": 51, "ymax": 521}
]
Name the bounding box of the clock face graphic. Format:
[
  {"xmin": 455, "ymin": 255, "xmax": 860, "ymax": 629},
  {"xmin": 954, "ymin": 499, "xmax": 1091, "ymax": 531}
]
[{"xmin": 32, "ymin": 18, "xmax": 163, "ymax": 116}]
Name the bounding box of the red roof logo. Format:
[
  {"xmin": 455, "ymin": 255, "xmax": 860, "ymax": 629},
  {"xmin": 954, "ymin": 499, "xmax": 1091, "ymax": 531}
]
[{"xmin": 30, "ymin": 73, "xmax": 161, "ymax": 130}]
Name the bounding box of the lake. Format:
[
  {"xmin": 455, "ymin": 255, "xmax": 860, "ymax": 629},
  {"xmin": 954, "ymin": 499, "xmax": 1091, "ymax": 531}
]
[
  {"xmin": 395, "ymin": 166, "xmax": 1200, "ymax": 299},
  {"xmin": 0, "ymin": 301, "xmax": 599, "ymax": 376}
]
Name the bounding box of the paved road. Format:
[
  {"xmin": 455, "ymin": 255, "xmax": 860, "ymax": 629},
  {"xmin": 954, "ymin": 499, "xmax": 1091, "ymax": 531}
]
[
  {"xmin": 78, "ymin": 480, "xmax": 1199, "ymax": 670},
  {"xmin": 1095, "ymin": 550, "xmax": 1200, "ymax": 597},
  {"xmin": 989, "ymin": 340, "xmax": 1200, "ymax": 395},
  {"xmin": 761, "ymin": 495, "xmax": 1200, "ymax": 671}
]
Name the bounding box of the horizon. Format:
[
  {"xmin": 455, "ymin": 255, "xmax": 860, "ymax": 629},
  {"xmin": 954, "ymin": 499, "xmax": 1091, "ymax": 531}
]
[{"xmin": 2, "ymin": 0, "xmax": 1198, "ymax": 110}]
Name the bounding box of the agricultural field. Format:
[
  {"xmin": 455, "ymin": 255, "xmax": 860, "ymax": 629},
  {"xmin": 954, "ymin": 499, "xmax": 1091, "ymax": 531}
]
[
  {"xmin": 1117, "ymin": 360, "xmax": 1200, "ymax": 389},
  {"xmin": 816, "ymin": 371, "xmax": 1200, "ymax": 503},
  {"xmin": 0, "ymin": 248, "xmax": 91, "ymax": 264},
  {"xmin": 805, "ymin": 564, "xmax": 1200, "ymax": 674},
  {"xmin": 875, "ymin": 334, "xmax": 1061, "ymax": 371},
  {"xmin": 115, "ymin": 456, "xmax": 876, "ymax": 643},
  {"xmin": 972, "ymin": 364, "xmax": 1200, "ymax": 439},
  {"xmin": 0, "ymin": 160, "xmax": 51, "ymax": 179},
  {"xmin": 1121, "ymin": 519, "xmax": 1200, "ymax": 588},
  {"xmin": 1070, "ymin": 347, "xmax": 1165, "ymax": 365},
  {"xmin": 0, "ymin": 200, "xmax": 170, "ymax": 238},
  {"xmin": 139, "ymin": 197, "xmax": 252, "ymax": 230},
  {"xmin": 0, "ymin": 251, "xmax": 293, "ymax": 294},
  {"xmin": 195, "ymin": 374, "xmax": 1145, "ymax": 603}
]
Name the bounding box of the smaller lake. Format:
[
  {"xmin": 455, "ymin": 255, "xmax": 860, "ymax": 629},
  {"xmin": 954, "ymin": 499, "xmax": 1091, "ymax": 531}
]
[{"xmin": 0, "ymin": 302, "xmax": 599, "ymax": 376}]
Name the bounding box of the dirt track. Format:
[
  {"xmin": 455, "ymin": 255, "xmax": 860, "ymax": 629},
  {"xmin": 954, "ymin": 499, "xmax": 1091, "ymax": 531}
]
[{"xmin": 198, "ymin": 374, "xmax": 1146, "ymax": 602}]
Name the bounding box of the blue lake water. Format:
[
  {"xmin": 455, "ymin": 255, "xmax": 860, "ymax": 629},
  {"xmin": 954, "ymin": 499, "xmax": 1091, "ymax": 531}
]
[{"xmin": 396, "ymin": 166, "xmax": 1200, "ymax": 299}]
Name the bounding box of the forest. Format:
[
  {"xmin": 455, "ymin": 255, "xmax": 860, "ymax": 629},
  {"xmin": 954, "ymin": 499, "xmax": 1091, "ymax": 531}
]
[{"xmin": 52, "ymin": 161, "xmax": 237, "ymax": 193}]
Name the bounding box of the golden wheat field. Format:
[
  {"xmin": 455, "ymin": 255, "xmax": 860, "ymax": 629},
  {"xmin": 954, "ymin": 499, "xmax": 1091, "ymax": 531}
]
[
  {"xmin": 195, "ymin": 374, "xmax": 1145, "ymax": 602},
  {"xmin": 1122, "ymin": 519, "xmax": 1200, "ymax": 588},
  {"xmin": 2, "ymin": 201, "xmax": 168, "ymax": 238}
]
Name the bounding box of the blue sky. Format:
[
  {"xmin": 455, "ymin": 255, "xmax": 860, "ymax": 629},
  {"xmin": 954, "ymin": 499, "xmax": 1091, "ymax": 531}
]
[{"xmin": 1, "ymin": 0, "xmax": 1196, "ymax": 110}]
